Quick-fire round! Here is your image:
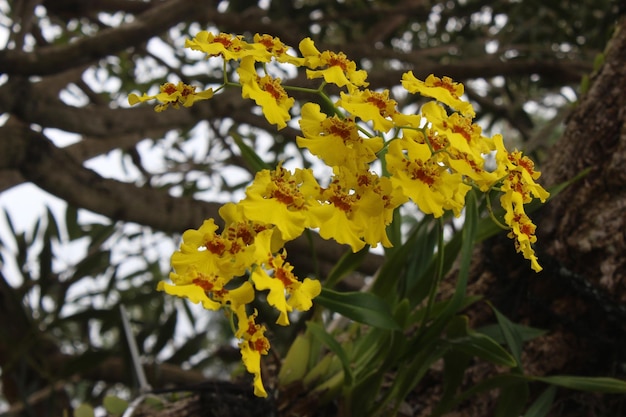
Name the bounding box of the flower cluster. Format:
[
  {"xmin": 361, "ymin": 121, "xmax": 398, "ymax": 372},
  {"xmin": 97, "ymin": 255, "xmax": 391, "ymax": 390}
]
[{"xmin": 130, "ymin": 32, "xmax": 549, "ymax": 397}]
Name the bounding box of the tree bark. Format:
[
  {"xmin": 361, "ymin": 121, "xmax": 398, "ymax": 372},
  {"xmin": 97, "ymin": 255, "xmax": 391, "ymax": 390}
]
[{"xmin": 442, "ymin": 13, "xmax": 626, "ymax": 417}]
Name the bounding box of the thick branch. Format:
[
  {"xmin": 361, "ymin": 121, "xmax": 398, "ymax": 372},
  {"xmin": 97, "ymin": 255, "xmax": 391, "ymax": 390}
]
[
  {"xmin": 0, "ymin": 120, "xmax": 220, "ymax": 233},
  {"xmin": 0, "ymin": 0, "xmax": 210, "ymax": 76}
]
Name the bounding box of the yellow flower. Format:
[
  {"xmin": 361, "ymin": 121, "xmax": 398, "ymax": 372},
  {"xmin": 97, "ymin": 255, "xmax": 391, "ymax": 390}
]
[
  {"xmin": 336, "ymin": 89, "xmax": 398, "ymax": 132},
  {"xmin": 386, "ymin": 138, "xmax": 470, "ymax": 217},
  {"xmin": 235, "ymin": 308, "xmax": 270, "ymax": 398},
  {"xmin": 299, "ymin": 37, "xmax": 368, "ymax": 89},
  {"xmin": 157, "ymin": 269, "xmax": 255, "ymax": 311},
  {"xmin": 251, "ymin": 251, "xmax": 321, "ymax": 326},
  {"xmin": 238, "ymin": 56, "xmax": 295, "ymax": 129},
  {"xmin": 128, "ymin": 82, "xmax": 213, "ymax": 112},
  {"xmin": 253, "ymin": 33, "xmax": 304, "ymax": 66},
  {"xmin": 239, "ymin": 164, "xmax": 330, "ymax": 242},
  {"xmin": 185, "ymin": 31, "xmax": 268, "ymax": 61},
  {"xmin": 317, "ymin": 168, "xmax": 407, "ymax": 251},
  {"xmin": 402, "ymin": 72, "xmax": 475, "ymax": 118},
  {"xmin": 420, "ymin": 101, "xmax": 491, "ymax": 159},
  {"xmin": 494, "ymin": 135, "xmax": 549, "ymax": 203},
  {"xmin": 171, "ymin": 218, "xmax": 256, "ymax": 279},
  {"xmin": 500, "ymin": 191, "xmax": 543, "ymax": 272},
  {"xmin": 219, "ymin": 202, "xmax": 284, "ymax": 257},
  {"xmin": 297, "ymin": 103, "xmax": 383, "ymax": 173}
]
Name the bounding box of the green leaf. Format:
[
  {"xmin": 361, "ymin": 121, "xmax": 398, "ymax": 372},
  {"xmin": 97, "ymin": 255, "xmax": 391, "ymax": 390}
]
[
  {"xmin": 150, "ymin": 309, "xmax": 178, "ymax": 356},
  {"xmin": 74, "ymin": 404, "xmax": 95, "ymax": 417},
  {"xmin": 371, "ymin": 222, "xmax": 424, "ymax": 299},
  {"xmin": 165, "ymin": 333, "xmax": 207, "ymax": 364},
  {"xmin": 306, "ymin": 321, "xmax": 353, "ymax": 386},
  {"xmin": 524, "ymin": 385, "xmax": 556, "ymax": 417},
  {"xmin": 477, "ymin": 323, "xmax": 546, "ymax": 346},
  {"xmin": 65, "ymin": 204, "xmax": 82, "ymax": 240},
  {"xmin": 315, "ymin": 288, "xmax": 400, "ymax": 330},
  {"xmin": 446, "ymin": 189, "xmax": 478, "ymax": 314},
  {"xmin": 534, "ymin": 376, "xmax": 626, "ymax": 394},
  {"xmin": 45, "ymin": 206, "xmax": 60, "ymax": 241},
  {"xmin": 324, "ymin": 246, "xmax": 369, "ymax": 289},
  {"xmin": 448, "ymin": 332, "xmax": 517, "ymax": 368},
  {"xmin": 72, "ymin": 249, "xmax": 111, "ymax": 280},
  {"xmin": 103, "ymin": 395, "xmax": 129, "ymax": 416},
  {"xmin": 444, "ymin": 315, "xmax": 516, "ymax": 368},
  {"xmin": 402, "ymin": 218, "xmax": 440, "ymax": 299},
  {"xmin": 231, "ymin": 131, "xmax": 271, "ymax": 173},
  {"xmin": 494, "ymin": 381, "xmax": 529, "ymax": 417},
  {"xmin": 489, "ymin": 303, "xmax": 525, "ymax": 368}
]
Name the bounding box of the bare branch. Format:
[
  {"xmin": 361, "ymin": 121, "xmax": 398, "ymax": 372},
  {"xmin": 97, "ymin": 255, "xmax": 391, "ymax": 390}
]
[{"xmin": 0, "ymin": 0, "xmax": 211, "ymax": 76}]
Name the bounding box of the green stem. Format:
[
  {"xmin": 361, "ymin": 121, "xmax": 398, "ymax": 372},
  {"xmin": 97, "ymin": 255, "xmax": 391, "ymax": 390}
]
[{"xmin": 419, "ymin": 217, "xmax": 445, "ymax": 328}]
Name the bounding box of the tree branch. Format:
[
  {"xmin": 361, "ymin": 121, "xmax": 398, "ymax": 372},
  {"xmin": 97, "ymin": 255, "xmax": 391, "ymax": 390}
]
[
  {"xmin": 0, "ymin": 120, "xmax": 220, "ymax": 233},
  {"xmin": 0, "ymin": 0, "xmax": 211, "ymax": 76}
]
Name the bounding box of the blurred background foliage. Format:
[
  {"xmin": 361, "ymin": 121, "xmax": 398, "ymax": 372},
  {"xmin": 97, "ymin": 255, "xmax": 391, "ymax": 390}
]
[{"xmin": 0, "ymin": 0, "xmax": 620, "ymax": 415}]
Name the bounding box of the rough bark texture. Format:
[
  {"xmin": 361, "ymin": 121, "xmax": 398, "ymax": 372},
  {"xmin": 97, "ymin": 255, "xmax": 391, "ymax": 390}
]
[{"xmin": 439, "ymin": 14, "xmax": 626, "ymax": 417}]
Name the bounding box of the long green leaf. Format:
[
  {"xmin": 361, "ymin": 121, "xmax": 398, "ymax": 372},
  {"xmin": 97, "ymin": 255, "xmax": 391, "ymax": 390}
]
[
  {"xmin": 477, "ymin": 323, "xmax": 546, "ymax": 346},
  {"xmin": 524, "ymin": 385, "xmax": 556, "ymax": 417},
  {"xmin": 324, "ymin": 246, "xmax": 369, "ymax": 289},
  {"xmin": 534, "ymin": 375, "xmax": 626, "ymax": 393},
  {"xmin": 447, "ymin": 332, "xmax": 517, "ymax": 367},
  {"xmin": 495, "ymin": 381, "xmax": 530, "ymax": 417},
  {"xmin": 231, "ymin": 131, "xmax": 271, "ymax": 173},
  {"xmin": 442, "ymin": 189, "xmax": 478, "ymax": 317},
  {"xmin": 316, "ymin": 288, "xmax": 400, "ymax": 330},
  {"xmin": 306, "ymin": 321, "xmax": 353, "ymax": 386},
  {"xmin": 489, "ymin": 303, "xmax": 525, "ymax": 368}
]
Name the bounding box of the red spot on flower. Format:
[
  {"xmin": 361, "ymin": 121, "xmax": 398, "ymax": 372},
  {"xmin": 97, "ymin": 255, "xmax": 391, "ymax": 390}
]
[
  {"xmin": 452, "ymin": 125, "xmax": 472, "ymax": 142},
  {"xmin": 206, "ymin": 238, "xmax": 226, "ymax": 255},
  {"xmin": 250, "ymin": 338, "xmax": 270, "ymax": 353},
  {"xmin": 162, "ymin": 83, "xmax": 177, "ymax": 95},
  {"xmin": 275, "ymin": 268, "xmax": 293, "ymax": 289},
  {"xmin": 246, "ymin": 321, "xmax": 258, "ymax": 336},
  {"xmin": 193, "ymin": 278, "xmax": 214, "ymax": 292},
  {"xmin": 181, "ymin": 85, "xmax": 195, "ymax": 97},
  {"xmin": 213, "ymin": 288, "xmax": 228, "ymax": 299},
  {"xmin": 357, "ymin": 174, "xmax": 371, "ymax": 187},
  {"xmin": 411, "ymin": 166, "xmax": 436, "ymax": 186},
  {"xmin": 326, "ymin": 118, "xmax": 355, "ymax": 142},
  {"xmin": 329, "ymin": 194, "xmax": 353, "ymax": 212},
  {"xmin": 432, "ymin": 77, "xmax": 459, "ymax": 97},
  {"xmin": 214, "ymin": 34, "xmax": 233, "ymax": 48},
  {"xmin": 271, "ymin": 187, "xmax": 295, "ymax": 206},
  {"xmin": 263, "ymin": 81, "xmax": 283, "ymax": 100}
]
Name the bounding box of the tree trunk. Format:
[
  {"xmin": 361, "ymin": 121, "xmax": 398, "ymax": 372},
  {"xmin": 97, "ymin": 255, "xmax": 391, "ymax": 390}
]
[{"xmin": 447, "ymin": 13, "xmax": 626, "ymax": 417}]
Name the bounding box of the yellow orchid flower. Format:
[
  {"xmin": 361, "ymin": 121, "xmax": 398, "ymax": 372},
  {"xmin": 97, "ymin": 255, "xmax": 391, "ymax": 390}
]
[
  {"xmin": 185, "ymin": 31, "xmax": 268, "ymax": 61},
  {"xmin": 299, "ymin": 37, "xmax": 368, "ymax": 89},
  {"xmin": 297, "ymin": 102, "xmax": 383, "ymax": 173},
  {"xmin": 239, "ymin": 164, "xmax": 330, "ymax": 242},
  {"xmin": 402, "ymin": 72, "xmax": 475, "ymax": 117},
  {"xmin": 128, "ymin": 81, "xmax": 213, "ymax": 112},
  {"xmin": 251, "ymin": 252, "xmax": 321, "ymax": 326},
  {"xmin": 336, "ymin": 89, "xmax": 398, "ymax": 133},
  {"xmin": 238, "ymin": 56, "xmax": 295, "ymax": 129},
  {"xmin": 235, "ymin": 308, "xmax": 270, "ymax": 398}
]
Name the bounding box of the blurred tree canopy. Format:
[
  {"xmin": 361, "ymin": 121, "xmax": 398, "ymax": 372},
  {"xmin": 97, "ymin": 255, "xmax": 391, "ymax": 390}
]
[{"xmin": 0, "ymin": 0, "xmax": 624, "ymax": 416}]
